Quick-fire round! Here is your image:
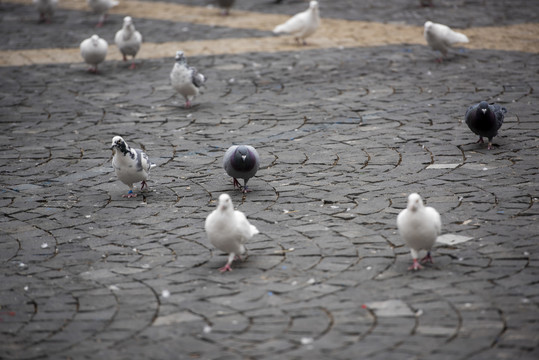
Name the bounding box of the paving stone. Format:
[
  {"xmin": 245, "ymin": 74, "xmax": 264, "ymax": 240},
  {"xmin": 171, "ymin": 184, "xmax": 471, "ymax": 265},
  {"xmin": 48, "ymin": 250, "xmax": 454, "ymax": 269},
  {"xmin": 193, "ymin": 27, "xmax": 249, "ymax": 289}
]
[{"xmin": 0, "ymin": 0, "xmax": 538, "ymax": 359}]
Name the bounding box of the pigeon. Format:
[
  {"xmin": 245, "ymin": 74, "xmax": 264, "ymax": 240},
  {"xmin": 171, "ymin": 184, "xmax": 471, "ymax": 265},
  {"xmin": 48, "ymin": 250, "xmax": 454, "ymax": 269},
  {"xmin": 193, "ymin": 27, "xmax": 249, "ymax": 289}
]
[
  {"xmin": 423, "ymin": 21, "xmax": 469, "ymax": 61},
  {"xmin": 223, "ymin": 145, "xmax": 260, "ymax": 194},
  {"xmin": 465, "ymin": 101, "xmax": 507, "ymax": 150},
  {"xmin": 419, "ymin": 0, "xmax": 433, "ymax": 7},
  {"xmin": 110, "ymin": 136, "xmax": 156, "ymax": 198},
  {"xmin": 87, "ymin": 0, "xmax": 118, "ymax": 27},
  {"xmin": 205, "ymin": 193, "xmax": 259, "ymax": 272},
  {"xmin": 170, "ymin": 50, "xmax": 206, "ymax": 109},
  {"xmin": 217, "ymin": 0, "xmax": 235, "ymax": 16},
  {"xmin": 33, "ymin": 0, "xmax": 57, "ymax": 23},
  {"xmin": 115, "ymin": 16, "xmax": 142, "ymax": 70},
  {"xmin": 273, "ymin": 0, "xmax": 320, "ymax": 45},
  {"xmin": 80, "ymin": 34, "xmax": 108, "ymax": 73},
  {"xmin": 397, "ymin": 193, "xmax": 442, "ymax": 271}
]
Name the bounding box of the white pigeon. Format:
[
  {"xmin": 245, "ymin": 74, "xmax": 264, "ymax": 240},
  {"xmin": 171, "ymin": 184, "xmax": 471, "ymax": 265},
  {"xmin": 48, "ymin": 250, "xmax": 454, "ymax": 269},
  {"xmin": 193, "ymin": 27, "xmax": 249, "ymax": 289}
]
[
  {"xmin": 205, "ymin": 193, "xmax": 259, "ymax": 273},
  {"xmin": 115, "ymin": 16, "xmax": 142, "ymax": 70},
  {"xmin": 110, "ymin": 136, "xmax": 156, "ymax": 198},
  {"xmin": 397, "ymin": 193, "xmax": 442, "ymax": 271},
  {"xmin": 87, "ymin": 0, "xmax": 119, "ymax": 27},
  {"xmin": 170, "ymin": 50, "xmax": 206, "ymax": 109},
  {"xmin": 423, "ymin": 21, "xmax": 469, "ymax": 61},
  {"xmin": 80, "ymin": 34, "xmax": 108, "ymax": 73},
  {"xmin": 273, "ymin": 0, "xmax": 320, "ymax": 45},
  {"xmin": 33, "ymin": 0, "xmax": 57, "ymax": 23}
]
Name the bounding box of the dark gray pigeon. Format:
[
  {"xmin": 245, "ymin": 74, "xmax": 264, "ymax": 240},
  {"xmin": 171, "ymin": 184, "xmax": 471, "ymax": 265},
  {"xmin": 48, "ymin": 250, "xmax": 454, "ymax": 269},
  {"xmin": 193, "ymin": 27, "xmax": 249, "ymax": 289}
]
[
  {"xmin": 217, "ymin": 0, "xmax": 235, "ymax": 15},
  {"xmin": 223, "ymin": 145, "xmax": 260, "ymax": 193},
  {"xmin": 465, "ymin": 101, "xmax": 507, "ymax": 150}
]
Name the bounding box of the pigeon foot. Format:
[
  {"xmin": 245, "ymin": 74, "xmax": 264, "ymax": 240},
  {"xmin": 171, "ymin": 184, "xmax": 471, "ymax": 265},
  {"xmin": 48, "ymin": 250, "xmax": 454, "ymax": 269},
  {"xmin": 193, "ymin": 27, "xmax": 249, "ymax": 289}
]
[
  {"xmin": 219, "ymin": 263, "xmax": 233, "ymax": 272},
  {"xmin": 232, "ymin": 178, "xmax": 242, "ymax": 189},
  {"xmin": 420, "ymin": 252, "xmax": 433, "ymax": 264},
  {"xmin": 408, "ymin": 259, "xmax": 424, "ymax": 271}
]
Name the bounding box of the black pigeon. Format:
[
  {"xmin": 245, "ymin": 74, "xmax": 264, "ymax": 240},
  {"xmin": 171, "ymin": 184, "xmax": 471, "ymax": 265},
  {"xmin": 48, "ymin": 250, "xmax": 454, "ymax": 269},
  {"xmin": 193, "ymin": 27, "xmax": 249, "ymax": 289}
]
[
  {"xmin": 217, "ymin": 0, "xmax": 235, "ymax": 15},
  {"xmin": 465, "ymin": 101, "xmax": 507, "ymax": 150}
]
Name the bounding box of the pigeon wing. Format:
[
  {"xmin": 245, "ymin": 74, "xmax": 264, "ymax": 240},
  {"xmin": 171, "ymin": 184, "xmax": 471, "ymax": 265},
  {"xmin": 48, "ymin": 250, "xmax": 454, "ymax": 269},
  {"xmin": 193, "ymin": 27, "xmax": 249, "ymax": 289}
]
[
  {"xmin": 491, "ymin": 104, "xmax": 507, "ymax": 131},
  {"xmin": 425, "ymin": 206, "xmax": 442, "ymax": 235},
  {"xmin": 190, "ymin": 67, "xmax": 206, "ymax": 88},
  {"xmin": 273, "ymin": 11, "xmax": 309, "ymax": 35},
  {"xmin": 234, "ymin": 210, "xmax": 259, "ymax": 242}
]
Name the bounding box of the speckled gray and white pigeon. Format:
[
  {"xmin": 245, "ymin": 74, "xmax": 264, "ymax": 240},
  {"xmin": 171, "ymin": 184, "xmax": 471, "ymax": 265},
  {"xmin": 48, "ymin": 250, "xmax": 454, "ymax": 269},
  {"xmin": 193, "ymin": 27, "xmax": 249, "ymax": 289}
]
[
  {"xmin": 33, "ymin": 0, "xmax": 57, "ymax": 23},
  {"xmin": 465, "ymin": 101, "xmax": 507, "ymax": 150},
  {"xmin": 223, "ymin": 145, "xmax": 260, "ymax": 193},
  {"xmin": 110, "ymin": 136, "xmax": 156, "ymax": 198},
  {"xmin": 170, "ymin": 51, "xmax": 206, "ymax": 108}
]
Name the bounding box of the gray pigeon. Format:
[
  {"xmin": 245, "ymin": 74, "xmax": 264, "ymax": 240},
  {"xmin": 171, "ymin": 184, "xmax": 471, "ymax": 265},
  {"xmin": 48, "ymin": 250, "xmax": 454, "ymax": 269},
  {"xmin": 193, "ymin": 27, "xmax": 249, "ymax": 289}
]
[
  {"xmin": 397, "ymin": 193, "xmax": 442, "ymax": 271},
  {"xmin": 217, "ymin": 0, "xmax": 235, "ymax": 15},
  {"xmin": 34, "ymin": 0, "xmax": 57, "ymax": 23},
  {"xmin": 170, "ymin": 51, "xmax": 206, "ymax": 108},
  {"xmin": 465, "ymin": 101, "xmax": 507, "ymax": 150},
  {"xmin": 223, "ymin": 145, "xmax": 260, "ymax": 193},
  {"xmin": 110, "ymin": 136, "xmax": 156, "ymax": 198},
  {"xmin": 205, "ymin": 193, "xmax": 259, "ymax": 272}
]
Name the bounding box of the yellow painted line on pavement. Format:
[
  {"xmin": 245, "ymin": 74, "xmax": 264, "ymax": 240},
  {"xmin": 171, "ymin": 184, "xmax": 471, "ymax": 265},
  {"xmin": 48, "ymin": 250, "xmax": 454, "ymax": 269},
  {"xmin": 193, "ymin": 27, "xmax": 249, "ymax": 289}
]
[{"xmin": 1, "ymin": 0, "xmax": 538, "ymax": 66}]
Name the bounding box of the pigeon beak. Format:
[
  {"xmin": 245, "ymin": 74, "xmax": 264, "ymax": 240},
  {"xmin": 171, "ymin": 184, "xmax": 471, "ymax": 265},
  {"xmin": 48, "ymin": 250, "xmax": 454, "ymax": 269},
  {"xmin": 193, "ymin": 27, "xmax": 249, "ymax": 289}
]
[
  {"xmin": 241, "ymin": 155, "xmax": 247, "ymax": 162},
  {"xmin": 481, "ymin": 108, "xmax": 487, "ymax": 114}
]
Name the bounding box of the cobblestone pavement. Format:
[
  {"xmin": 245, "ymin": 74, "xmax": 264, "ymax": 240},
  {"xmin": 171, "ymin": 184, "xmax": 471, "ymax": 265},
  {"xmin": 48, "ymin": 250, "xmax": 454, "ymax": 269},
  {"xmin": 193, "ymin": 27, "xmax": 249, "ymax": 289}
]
[{"xmin": 1, "ymin": 1, "xmax": 538, "ymax": 359}]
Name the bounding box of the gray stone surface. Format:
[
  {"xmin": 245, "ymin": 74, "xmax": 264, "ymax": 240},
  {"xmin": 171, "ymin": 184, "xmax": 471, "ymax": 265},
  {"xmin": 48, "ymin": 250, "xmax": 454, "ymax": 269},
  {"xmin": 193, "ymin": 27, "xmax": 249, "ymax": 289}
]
[{"xmin": 1, "ymin": 0, "xmax": 538, "ymax": 359}]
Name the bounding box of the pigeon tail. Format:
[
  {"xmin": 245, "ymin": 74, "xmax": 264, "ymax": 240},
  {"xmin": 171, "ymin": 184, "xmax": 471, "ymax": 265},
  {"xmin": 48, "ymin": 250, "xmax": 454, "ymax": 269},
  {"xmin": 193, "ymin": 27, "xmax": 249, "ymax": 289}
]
[{"xmin": 449, "ymin": 31, "xmax": 469, "ymax": 44}]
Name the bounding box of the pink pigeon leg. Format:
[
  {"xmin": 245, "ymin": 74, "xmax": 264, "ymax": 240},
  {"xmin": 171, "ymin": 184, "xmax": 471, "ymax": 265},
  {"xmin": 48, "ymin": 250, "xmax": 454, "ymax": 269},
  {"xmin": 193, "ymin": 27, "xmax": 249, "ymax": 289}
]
[
  {"xmin": 219, "ymin": 253, "xmax": 236, "ymax": 273},
  {"xmin": 409, "ymin": 259, "xmax": 424, "ymax": 271},
  {"xmin": 219, "ymin": 263, "xmax": 233, "ymax": 272},
  {"xmin": 420, "ymin": 251, "xmax": 433, "ymax": 264},
  {"xmin": 476, "ymin": 136, "xmax": 484, "ymax": 144}
]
